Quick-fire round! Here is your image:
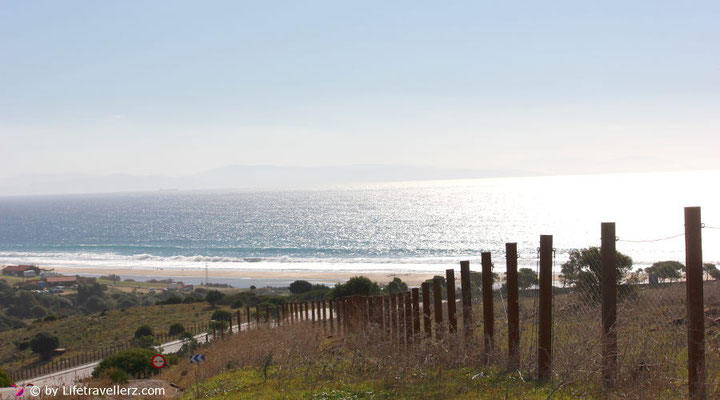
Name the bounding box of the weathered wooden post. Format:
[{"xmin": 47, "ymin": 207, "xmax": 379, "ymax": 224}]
[
  {"xmin": 433, "ymin": 277, "xmax": 444, "ymax": 339},
  {"xmin": 367, "ymin": 296, "xmax": 374, "ymax": 329},
  {"xmin": 236, "ymin": 310, "xmax": 242, "ymax": 331},
  {"xmin": 322, "ymin": 299, "xmax": 328, "ymax": 331},
  {"xmin": 421, "ymin": 282, "xmax": 432, "ymax": 338},
  {"xmin": 412, "ymin": 288, "xmax": 421, "ymax": 338},
  {"xmin": 685, "ymin": 207, "xmax": 705, "ymax": 399},
  {"xmin": 304, "ymin": 301, "xmax": 310, "ymax": 321},
  {"xmin": 404, "ymin": 291, "xmax": 413, "ymax": 343},
  {"xmin": 505, "ymin": 242, "xmax": 520, "ymax": 371},
  {"xmin": 378, "ymin": 296, "xmax": 385, "ymax": 331},
  {"xmin": 601, "ymin": 223, "xmax": 617, "ymax": 387},
  {"xmin": 255, "ymin": 306, "xmax": 261, "ymax": 326},
  {"xmin": 538, "ymin": 235, "xmax": 553, "ymax": 382},
  {"xmin": 311, "ymin": 300, "xmax": 316, "ymax": 325},
  {"xmin": 446, "ymin": 269, "xmax": 457, "ymax": 334},
  {"xmin": 246, "ymin": 307, "xmax": 252, "ymax": 329},
  {"xmin": 460, "ymin": 260, "xmax": 473, "ymax": 344},
  {"xmin": 481, "ymin": 252, "xmax": 494, "ymax": 363},
  {"xmin": 390, "ymin": 293, "xmax": 399, "ymax": 341}
]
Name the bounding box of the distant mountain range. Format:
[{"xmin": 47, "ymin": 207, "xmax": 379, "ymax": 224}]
[{"xmin": 0, "ymin": 165, "xmax": 531, "ymax": 196}]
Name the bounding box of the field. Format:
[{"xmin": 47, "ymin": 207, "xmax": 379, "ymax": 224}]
[{"xmin": 0, "ymin": 302, "xmax": 220, "ymax": 372}]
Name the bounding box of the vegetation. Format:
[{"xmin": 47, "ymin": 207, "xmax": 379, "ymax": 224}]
[
  {"xmin": 134, "ymin": 324, "xmax": 154, "ymax": 339},
  {"xmin": 703, "ymin": 263, "xmax": 718, "ymax": 281},
  {"xmin": 384, "ymin": 277, "xmax": 408, "ymax": 294},
  {"xmin": 205, "ymin": 290, "xmax": 225, "ymax": 307},
  {"xmin": 289, "ymin": 280, "xmax": 313, "ymax": 294},
  {"xmin": 92, "ymin": 348, "xmax": 159, "ymax": 380},
  {"xmin": 517, "ymin": 268, "xmax": 538, "ymax": 290},
  {"xmin": 30, "ymin": 332, "xmax": 60, "ymax": 360},
  {"xmin": 168, "ymin": 322, "xmax": 186, "ymax": 336},
  {"xmin": 645, "ymin": 261, "xmax": 685, "ymax": 282},
  {"xmin": 0, "ymin": 368, "xmax": 11, "ymax": 387},
  {"xmin": 330, "ymin": 276, "xmax": 380, "ymax": 298},
  {"xmin": 560, "ymin": 247, "xmax": 633, "ymax": 298},
  {"xmin": 210, "ymin": 309, "xmax": 232, "ymax": 322}
]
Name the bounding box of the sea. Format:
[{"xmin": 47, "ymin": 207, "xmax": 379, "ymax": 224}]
[{"xmin": 0, "ymin": 170, "xmax": 718, "ymax": 287}]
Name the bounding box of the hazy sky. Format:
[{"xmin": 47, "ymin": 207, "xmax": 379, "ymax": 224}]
[{"xmin": 1, "ymin": 0, "xmax": 718, "ymax": 179}]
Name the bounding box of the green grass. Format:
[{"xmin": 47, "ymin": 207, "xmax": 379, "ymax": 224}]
[
  {"xmin": 0, "ymin": 303, "xmax": 222, "ymax": 372},
  {"xmin": 182, "ymin": 366, "xmax": 564, "ymax": 400}
]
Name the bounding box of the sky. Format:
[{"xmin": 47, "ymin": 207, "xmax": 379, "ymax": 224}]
[{"xmin": 1, "ymin": 0, "xmax": 719, "ymax": 180}]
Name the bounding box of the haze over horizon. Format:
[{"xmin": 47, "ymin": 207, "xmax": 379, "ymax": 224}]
[{"xmin": 2, "ymin": 1, "xmax": 719, "ymax": 186}]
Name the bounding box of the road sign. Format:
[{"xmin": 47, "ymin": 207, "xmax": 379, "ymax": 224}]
[
  {"xmin": 189, "ymin": 354, "xmax": 205, "ymax": 363},
  {"xmin": 151, "ymin": 354, "xmax": 166, "ymax": 369}
]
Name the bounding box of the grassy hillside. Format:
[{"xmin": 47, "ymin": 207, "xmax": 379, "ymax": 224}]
[{"xmin": 0, "ymin": 303, "xmax": 220, "ymax": 372}]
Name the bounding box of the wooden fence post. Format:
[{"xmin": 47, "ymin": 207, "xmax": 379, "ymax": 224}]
[
  {"xmin": 322, "ymin": 300, "xmax": 328, "ymax": 331},
  {"xmin": 422, "ymin": 282, "xmax": 432, "ymax": 338},
  {"xmin": 246, "ymin": 307, "xmax": 252, "ymax": 329},
  {"xmin": 482, "ymin": 252, "xmax": 494, "ymax": 363},
  {"xmin": 460, "ymin": 260, "xmax": 473, "ymax": 344},
  {"xmin": 390, "ymin": 293, "xmax": 398, "ymax": 341},
  {"xmin": 506, "ymin": 242, "xmax": 520, "ymax": 371},
  {"xmin": 404, "ymin": 291, "xmax": 412, "ymax": 343},
  {"xmin": 601, "ymin": 223, "xmax": 617, "ymax": 388},
  {"xmin": 305, "ymin": 302, "xmax": 310, "ymax": 322},
  {"xmin": 311, "ymin": 300, "xmax": 316, "ymax": 325},
  {"xmin": 367, "ymin": 296, "xmax": 374, "ymax": 329},
  {"xmin": 236, "ymin": 310, "xmax": 242, "ymax": 331},
  {"xmin": 378, "ymin": 296, "xmax": 385, "ymax": 331},
  {"xmin": 538, "ymin": 235, "xmax": 553, "ymax": 382},
  {"xmin": 433, "ymin": 277, "xmax": 444, "ymax": 339},
  {"xmin": 446, "ymin": 269, "xmax": 457, "ymax": 334},
  {"xmin": 685, "ymin": 207, "xmax": 705, "ymax": 399},
  {"xmin": 412, "ymin": 288, "xmax": 420, "ymax": 339}
]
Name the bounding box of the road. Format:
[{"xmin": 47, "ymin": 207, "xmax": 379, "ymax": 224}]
[{"xmin": 0, "ymin": 324, "xmax": 247, "ymax": 399}]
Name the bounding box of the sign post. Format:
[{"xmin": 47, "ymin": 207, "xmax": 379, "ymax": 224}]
[{"xmin": 190, "ymin": 354, "xmax": 206, "ymax": 399}]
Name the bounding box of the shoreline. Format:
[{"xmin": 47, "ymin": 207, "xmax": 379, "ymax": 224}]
[{"xmin": 45, "ymin": 266, "xmax": 439, "ymax": 287}]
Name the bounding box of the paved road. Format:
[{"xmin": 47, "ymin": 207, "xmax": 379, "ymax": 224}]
[{"xmin": 0, "ymin": 324, "xmax": 247, "ymax": 399}]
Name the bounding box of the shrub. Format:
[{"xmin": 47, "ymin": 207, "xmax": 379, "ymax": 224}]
[
  {"xmin": 158, "ymin": 296, "xmax": 182, "ymax": 305},
  {"xmin": 209, "ymin": 320, "xmax": 227, "ymax": 331},
  {"xmin": 385, "ymin": 277, "xmax": 408, "ymax": 294},
  {"xmin": 30, "ymin": 332, "xmax": 60, "ymax": 360},
  {"xmin": 14, "ymin": 339, "xmax": 30, "ymax": 351},
  {"xmin": 211, "ymin": 310, "xmax": 232, "ymax": 322},
  {"xmin": 0, "ymin": 368, "xmax": 11, "ymax": 387},
  {"xmin": 230, "ymin": 299, "xmax": 244, "ymax": 309},
  {"xmin": 289, "ymin": 280, "xmax": 313, "ymax": 294},
  {"xmin": 43, "ymin": 314, "xmax": 58, "ymax": 322},
  {"xmin": 645, "ymin": 261, "xmax": 684, "ymax": 282},
  {"xmin": 132, "ymin": 335, "xmax": 157, "ymax": 350},
  {"xmin": 134, "ymin": 325, "xmax": 154, "ymax": 339},
  {"xmin": 104, "ymin": 367, "xmax": 129, "ymax": 384},
  {"xmin": 84, "ymin": 295, "xmax": 108, "ymax": 313},
  {"xmin": 168, "ymin": 323, "xmax": 185, "ymax": 336},
  {"xmin": 205, "ymin": 290, "xmax": 224, "ymax": 307},
  {"xmin": 92, "ymin": 348, "xmax": 158, "ymax": 379},
  {"xmin": 331, "ymin": 276, "xmax": 380, "ymax": 298}
]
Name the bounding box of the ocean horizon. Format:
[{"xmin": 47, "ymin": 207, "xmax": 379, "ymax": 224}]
[{"xmin": 1, "ymin": 170, "xmax": 718, "ymax": 279}]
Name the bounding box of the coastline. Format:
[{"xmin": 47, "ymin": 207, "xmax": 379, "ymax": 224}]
[{"xmin": 44, "ymin": 266, "xmax": 439, "ymax": 287}]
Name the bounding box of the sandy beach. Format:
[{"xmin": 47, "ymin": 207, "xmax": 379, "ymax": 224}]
[{"xmin": 45, "ymin": 266, "xmax": 439, "ymax": 287}]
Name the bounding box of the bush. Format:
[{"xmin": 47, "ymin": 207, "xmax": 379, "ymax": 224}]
[
  {"xmin": 43, "ymin": 314, "xmax": 58, "ymax": 322},
  {"xmin": 0, "ymin": 368, "xmax": 11, "ymax": 387},
  {"xmin": 84, "ymin": 295, "xmax": 108, "ymax": 313},
  {"xmin": 331, "ymin": 276, "xmax": 380, "ymax": 298},
  {"xmin": 92, "ymin": 348, "xmax": 158, "ymax": 379},
  {"xmin": 14, "ymin": 339, "xmax": 30, "ymax": 351},
  {"xmin": 385, "ymin": 278, "xmax": 408, "ymax": 294},
  {"xmin": 645, "ymin": 261, "xmax": 684, "ymax": 282},
  {"xmin": 30, "ymin": 332, "xmax": 60, "ymax": 360},
  {"xmin": 211, "ymin": 309, "xmax": 232, "ymax": 322},
  {"xmin": 209, "ymin": 320, "xmax": 227, "ymax": 331},
  {"xmin": 289, "ymin": 280, "xmax": 313, "ymax": 294},
  {"xmin": 205, "ymin": 290, "xmax": 224, "ymax": 307},
  {"xmin": 168, "ymin": 323, "xmax": 185, "ymax": 336},
  {"xmin": 104, "ymin": 367, "xmax": 129, "ymax": 384},
  {"xmin": 134, "ymin": 325, "xmax": 154, "ymax": 339},
  {"xmin": 157, "ymin": 296, "xmax": 182, "ymax": 305},
  {"xmin": 132, "ymin": 335, "xmax": 156, "ymax": 350},
  {"xmin": 230, "ymin": 299, "xmax": 244, "ymax": 309}
]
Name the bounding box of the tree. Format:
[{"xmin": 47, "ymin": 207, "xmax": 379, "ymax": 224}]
[
  {"xmin": 710, "ymin": 266, "xmax": 720, "ymax": 281},
  {"xmin": 84, "ymin": 295, "xmax": 108, "ymax": 313},
  {"xmin": 289, "ymin": 280, "xmax": 313, "ymax": 294},
  {"xmin": 386, "ymin": 277, "xmax": 408, "ymax": 294},
  {"xmin": 30, "ymin": 332, "xmax": 59, "ymax": 360},
  {"xmin": 560, "ymin": 247, "xmax": 633, "ymax": 299},
  {"xmin": 517, "ymin": 268, "xmax": 539, "ymax": 290},
  {"xmin": 645, "ymin": 261, "xmax": 684, "ymax": 283},
  {"xmin": 134, "ymin": 325, "xmax": 154, "ymax": 339},
  {"xmin": 331, "ymin": 276, "xmax": 380, "ymax": 298},
  {"xmin": 469, "ymin": 271, "xmax": 499, "ymax": 297},
  {"xmin": 703, "ymin": 263, "xmax": 718, "ymax": 281},
  {"xmin": 76, "ymin": 282, "xmax": 107, "ymax": 305},
  {"xmin": 168, "ymin": 323, "xmax": 185, "ymax": 336},
  {"xmin": 211, "ymin": 309, "xmax": 232, "ymax": 322},
  {"xmin": 205, "ymin": 290, "xmax": 225, "ymax": 307}
]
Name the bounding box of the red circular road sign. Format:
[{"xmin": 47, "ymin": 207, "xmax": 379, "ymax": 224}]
[{"xmin": 151, "ymin": 354, "xmax": 166, "ymax": 369}]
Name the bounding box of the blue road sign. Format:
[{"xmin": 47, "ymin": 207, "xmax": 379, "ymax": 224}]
[{"xmin": 190, "ymin": 354, "xmax": 205, "ymax": 363}]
